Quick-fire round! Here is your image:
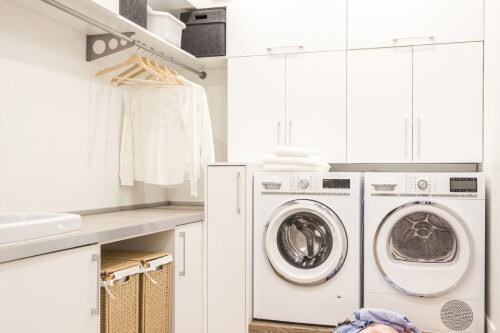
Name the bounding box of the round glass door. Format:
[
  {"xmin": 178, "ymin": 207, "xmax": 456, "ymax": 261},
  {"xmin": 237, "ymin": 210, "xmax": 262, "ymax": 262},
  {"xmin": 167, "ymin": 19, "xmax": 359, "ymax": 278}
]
[
  {"xmin": 374, "ymin": 202, "xmax": 472, "ymax": 296},
  {"xmin": 265, "ymin": 200, "xmax": 347, "ymax": 286}
]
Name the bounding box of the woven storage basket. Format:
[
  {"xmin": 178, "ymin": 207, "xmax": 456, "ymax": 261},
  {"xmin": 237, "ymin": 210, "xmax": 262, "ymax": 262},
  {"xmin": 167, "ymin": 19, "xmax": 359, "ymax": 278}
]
[
  {"xmin": 103, "ymin": 250, "xmax": 173, "ymax": 333},
  {"xmin": 100, "ymin": 257, "xmax": 141, "ymax": 333}
]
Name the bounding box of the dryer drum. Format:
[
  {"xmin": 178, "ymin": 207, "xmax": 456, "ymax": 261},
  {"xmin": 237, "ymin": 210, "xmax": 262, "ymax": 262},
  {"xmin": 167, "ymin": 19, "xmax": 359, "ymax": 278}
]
[
  {"xmin": 277, "ymin": 212, "xmax": 333, "ymax": 269},
  {"xmin": 389, "ymin": 211, "xmax": 458, "ymax": 263}
]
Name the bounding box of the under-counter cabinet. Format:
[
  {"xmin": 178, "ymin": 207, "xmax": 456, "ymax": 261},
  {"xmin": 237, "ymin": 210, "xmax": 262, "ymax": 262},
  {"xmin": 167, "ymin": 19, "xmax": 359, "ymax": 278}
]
[
  {"xmin": 175, "ymin": 222, "xmax": 203, "ymax": 333},
  {"xmin": 227, "ymin": 0, "xmax": 346, "ymax": 57},
  {"xmin": 228, "ymin": 52, "xmax": 346, "ymax": 162},
  {"xmin": 206, "ymin": 165, "xmax": 252, "ymax": 333},
  {"xmin": 348, "ymin": 0, "xmax": 483, "ymax": 49},
  {"xmin": 347, "ymin": 42, "xmax": 483, "ymax": 163},
  {"xmin": 0, "ymin": 245, "xmax": 100, "ymax": 333}
]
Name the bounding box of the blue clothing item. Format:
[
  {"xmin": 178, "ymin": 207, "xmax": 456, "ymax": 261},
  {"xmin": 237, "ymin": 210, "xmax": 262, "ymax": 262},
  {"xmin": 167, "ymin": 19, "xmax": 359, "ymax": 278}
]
[{"xmin": 334, "ymin": 308, "xmax": 421, "ymax": 333}]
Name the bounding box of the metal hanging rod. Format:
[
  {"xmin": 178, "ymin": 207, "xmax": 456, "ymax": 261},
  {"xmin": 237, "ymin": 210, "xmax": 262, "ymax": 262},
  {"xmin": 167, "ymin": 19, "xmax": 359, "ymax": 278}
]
[{"xmin": 40, "ymin": 0, "xmax": 207, "ymax": 79}]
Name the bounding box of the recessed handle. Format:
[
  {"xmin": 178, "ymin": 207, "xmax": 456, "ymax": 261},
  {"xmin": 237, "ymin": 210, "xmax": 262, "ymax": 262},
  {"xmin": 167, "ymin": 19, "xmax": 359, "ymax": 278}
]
[
  {"xmin": 236, "ymin": 172, "xmax": 241, "ymax": 214},
  {"xmin": 91, "ymin": 254, "xmax": 100, "ymax": 316},
  {"xmin": 393, "ymin": 36, "xmax": 435, "ymax": 43},
  {"xmin": 267, "ymin": 45, "xmax": 304, "ymax": 51}
]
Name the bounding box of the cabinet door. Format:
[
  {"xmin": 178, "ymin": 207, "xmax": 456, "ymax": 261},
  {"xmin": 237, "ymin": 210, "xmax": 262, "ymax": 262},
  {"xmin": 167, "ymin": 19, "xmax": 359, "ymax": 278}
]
[
  {"xmin": 207, "ymin": 166, "xmax": 246, "ymax": 333},
  {"xmin": 348, "ymin": 0, "xmax": 483, "ymax": 49},
  {"xmin": 227, "ymin": 0, "xmax": 346, "ymax": 57},
  {"xmin": 413, "ymin": 42, "xmax": 483, "ymax": 163},
  {"xmin": 0, "ymin": 245, "xmax": 100, "ymax": 333},
  {"xmin": 175, "ymin": 221, "xmax": 203, "ymax": 333},
  {"xmin": 286, "ymin": 51, "xmax": 346, "ymax": 162},
  {"xmin": 228, "ymin": 55, "xmax": 285, "ymax": 162},
  {"xmin": 347, "ymin": 47, "xmax": 413, "ymax": 163}
]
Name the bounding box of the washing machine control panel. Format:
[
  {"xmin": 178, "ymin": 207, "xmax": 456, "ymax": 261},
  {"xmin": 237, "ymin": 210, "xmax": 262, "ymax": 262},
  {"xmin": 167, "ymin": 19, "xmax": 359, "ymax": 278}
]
[
  {"xmin": 408, "ymin": 176, "xmax": 438, "ymax": 195},
  {"xmin": 291, "ymin": 173, "xmax": 355, "ymax": 196}
]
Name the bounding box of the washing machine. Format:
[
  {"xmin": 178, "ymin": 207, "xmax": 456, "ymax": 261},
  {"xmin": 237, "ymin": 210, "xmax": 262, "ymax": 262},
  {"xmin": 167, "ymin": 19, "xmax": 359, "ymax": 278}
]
[
  {"xmin": 253, "ymin": 172, "xmax": 362, "ymax": 326},
  {"xmin": 364, "ymin": 172, "xmax": 485, "ymax": 333}
]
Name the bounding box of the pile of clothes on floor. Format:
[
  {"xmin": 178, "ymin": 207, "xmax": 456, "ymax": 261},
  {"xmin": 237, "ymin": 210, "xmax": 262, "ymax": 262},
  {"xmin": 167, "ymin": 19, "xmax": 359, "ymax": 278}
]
[
  {"xmin": 262, "ymin": 146, "xmax": 331, "ymax": 172},
  {"xmin": 335, "ymin": 308, "xmax": 421, "ymax": 333}
]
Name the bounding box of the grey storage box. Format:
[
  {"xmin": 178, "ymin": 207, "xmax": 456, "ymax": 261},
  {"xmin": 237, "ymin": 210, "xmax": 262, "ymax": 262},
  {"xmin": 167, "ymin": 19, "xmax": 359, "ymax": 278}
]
[
  {"xmin": 120, "ymin": 0, "xmax": 147, "ymax": 28},
  {"xmin": 180, "ymin": 8, "xmax": 226, "ymax": 57}
]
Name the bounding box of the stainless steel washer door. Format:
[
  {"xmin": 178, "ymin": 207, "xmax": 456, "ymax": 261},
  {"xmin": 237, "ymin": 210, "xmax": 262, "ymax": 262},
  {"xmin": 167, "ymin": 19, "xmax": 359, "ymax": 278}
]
[{"xmin": 265, "ymin": 200, "xmax": 348, "ymax": 286}]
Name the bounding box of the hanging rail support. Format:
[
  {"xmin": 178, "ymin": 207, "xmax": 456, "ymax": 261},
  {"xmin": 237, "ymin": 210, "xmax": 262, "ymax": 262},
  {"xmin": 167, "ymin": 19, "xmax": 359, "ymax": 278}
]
[
  {"xmin": 40, "ymin": 0, "xmax": 207, "ymax": 79},
  {"xmin": 86, "ymin": 33, "xmax": 135, "ymax": 62}
]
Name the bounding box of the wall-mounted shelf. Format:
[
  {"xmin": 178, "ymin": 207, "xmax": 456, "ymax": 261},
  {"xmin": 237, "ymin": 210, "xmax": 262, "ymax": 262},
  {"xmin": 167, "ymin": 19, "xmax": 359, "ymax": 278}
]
[{"xmin": 6, "ymin": 0, "xmax": 227, "ymax": 72}]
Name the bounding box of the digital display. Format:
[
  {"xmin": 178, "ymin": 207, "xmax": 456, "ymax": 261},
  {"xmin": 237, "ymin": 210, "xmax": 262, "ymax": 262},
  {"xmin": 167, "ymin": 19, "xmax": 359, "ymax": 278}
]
[
  {"xmin": 450, "ymin": 177, "xmax": 477, "ymax": 192},
  {"xmin": 323, "ymin": 179, "xmax": 350, "ymax": 189}
]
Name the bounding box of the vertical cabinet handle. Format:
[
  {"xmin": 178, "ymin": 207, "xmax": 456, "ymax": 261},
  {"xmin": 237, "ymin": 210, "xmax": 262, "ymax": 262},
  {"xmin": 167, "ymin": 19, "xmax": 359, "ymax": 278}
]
[
  {"xmin": 417, "ymin": 118, "xmax": 421, "ymax": 158},
  {"xmin": 91, "ymin": 254, "xmax": 100, "ymax": 316},
  {"xmin": 277, "ymin": 121, "xmax": 281, "ymax": 145},
  {"xmin": 179, "ymin": 232, "xmax": 186, "ymax": 277},
  {"xmin": 236, "ymin": 171, "xmax": 241, "ymax": 214},
  {"xmin": 404, "ymin": 118, "xmax": 408, "ymax": 158},
  {"xmin": 288, "ymin": 121, "xmax": 293, "ymax": 146}
]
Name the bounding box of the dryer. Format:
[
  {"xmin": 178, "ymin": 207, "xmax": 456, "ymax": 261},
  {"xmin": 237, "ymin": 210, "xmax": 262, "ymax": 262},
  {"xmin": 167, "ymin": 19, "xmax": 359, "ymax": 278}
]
[
  {"xmin": 253, "ymin": 172, "xmax": 362, "ymax": 326},
  {"xmin": 364, "ymin": 172, "xmax": 485, "ymax": 333}
]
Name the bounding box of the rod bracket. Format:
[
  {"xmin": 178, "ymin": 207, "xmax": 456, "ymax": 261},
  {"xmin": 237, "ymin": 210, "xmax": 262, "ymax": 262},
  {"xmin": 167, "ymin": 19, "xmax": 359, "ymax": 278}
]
[{"xmin": 86, "ymin": 32, "xmax": 135, "ymax": 62}]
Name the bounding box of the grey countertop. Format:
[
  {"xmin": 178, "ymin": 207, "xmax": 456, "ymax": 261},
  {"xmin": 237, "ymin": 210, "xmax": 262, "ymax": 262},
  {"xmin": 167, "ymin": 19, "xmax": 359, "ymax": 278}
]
[{"xmin": 0, "ymin": 205, "xmax": 204, "ymax": 264}]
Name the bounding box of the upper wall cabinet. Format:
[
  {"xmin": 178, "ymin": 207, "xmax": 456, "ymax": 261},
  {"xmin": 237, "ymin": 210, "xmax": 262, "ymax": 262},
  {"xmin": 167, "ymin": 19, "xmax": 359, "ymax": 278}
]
[
  {"xmin": 227, "ymin": 0, "xmax": 346, "ymax": 57},
  {"xmin": 348, "ymin": 0, "xmax": 484, "ymax": 49}
]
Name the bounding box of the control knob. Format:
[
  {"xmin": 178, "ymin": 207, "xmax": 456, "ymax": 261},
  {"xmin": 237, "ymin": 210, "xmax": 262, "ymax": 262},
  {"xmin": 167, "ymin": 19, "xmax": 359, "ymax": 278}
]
[
  {"xmin": 417, "ymin": 179, "xmax": 428, "ymax": 190},
  {"xmin": 299, "ymin": 179, "xmax": 310, "ymax": 189}
]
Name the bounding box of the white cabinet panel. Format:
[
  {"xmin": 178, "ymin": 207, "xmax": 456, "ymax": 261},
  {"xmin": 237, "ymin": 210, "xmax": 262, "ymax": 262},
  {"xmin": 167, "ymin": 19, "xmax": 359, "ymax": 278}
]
[
  {"xmin": 175, "ymin": 222, "xmax": 203, "ymax": 333},
  {"xmin": 207, "ymin": 166, "xmax": 246, "ymax": 333},
  {"xmin": 348, "ymin": 0, "xmax": 484, "ymax": 49},
  {"xmin": 347, "ymin": 47, "xmax": 413, "ymax": 163},
  {"xmin": 0, "ymin": 245, "xmax": 100, "ymax": 333},
  {"xmin": 413, "ymin": 42, "xmax": 483, "ymax": 163},
  {"xmin": 227, "ymin": 0, "xmax": 346, "ymax": 57},
  {"xmin": 228, "ymin": 55, "xmax": 286, "ymax": 162},
  {"xmin": 286, "ymin": 51, "xmax": 347, "ymax": 162}
]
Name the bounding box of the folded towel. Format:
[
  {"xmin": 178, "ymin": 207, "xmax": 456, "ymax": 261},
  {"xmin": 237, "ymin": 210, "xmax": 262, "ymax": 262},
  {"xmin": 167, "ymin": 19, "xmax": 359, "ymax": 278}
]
[
  {"xmin": 262, "ymin": 164, "xmax": 330, "ymax": 172},
  {"xmin": 263, "ymin": 154, "xmax": 327, "ymax": 167},
  {"xmin": 274, "ymin": 145, "xmax": 318, "ymax": 158}
]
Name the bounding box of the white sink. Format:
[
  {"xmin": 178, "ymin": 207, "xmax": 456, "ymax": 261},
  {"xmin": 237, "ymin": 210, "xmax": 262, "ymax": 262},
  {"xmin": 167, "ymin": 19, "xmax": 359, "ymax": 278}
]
[{"xmin": 0, "ymin": 213, "xmax": 81, "ymax": 245}]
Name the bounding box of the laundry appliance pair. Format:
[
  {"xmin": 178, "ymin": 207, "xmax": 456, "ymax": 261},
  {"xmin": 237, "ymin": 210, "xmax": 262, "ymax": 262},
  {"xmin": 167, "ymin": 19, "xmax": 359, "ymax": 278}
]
[{"xmin": 253, "ymin": 172, "xmax": 485, "ymax": 333}]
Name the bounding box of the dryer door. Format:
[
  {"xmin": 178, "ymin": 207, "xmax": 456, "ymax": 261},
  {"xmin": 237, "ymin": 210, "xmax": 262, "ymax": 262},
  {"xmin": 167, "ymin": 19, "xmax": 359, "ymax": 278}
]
[
  {"xmin": 374, "ymin": 201, "xmax": 472, "ymax": 296},
  {"xmin": 265, "ymin": 199, "xmax": 348, "ymax": 286}
]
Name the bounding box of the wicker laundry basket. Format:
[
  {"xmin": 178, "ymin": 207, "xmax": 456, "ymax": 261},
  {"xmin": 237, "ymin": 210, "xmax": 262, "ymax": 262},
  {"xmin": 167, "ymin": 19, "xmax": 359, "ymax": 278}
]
[
  {"xmin": 102, "ymin": 250, "xmax": 173, "ymax": 333},
  {"xmin": 100, "ymin": 257, "xmax": 141, "ymax": 333}
]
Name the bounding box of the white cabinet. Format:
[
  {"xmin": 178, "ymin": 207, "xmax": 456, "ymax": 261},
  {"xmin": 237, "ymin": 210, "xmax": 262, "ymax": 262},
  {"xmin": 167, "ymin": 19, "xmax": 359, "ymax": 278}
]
[
  {"xmin": 228, "ymin": 55, "xmax": 286, "ymax": 162},
  {"xmin": 175, "ymin": 222, "xmax": 203, "ymax": 333},
  {"xmin": 91, "ymin": 0, "xmax": 119, "ymax": 14},
  {"xmin": 206, "ymin": 165, "xmax": 250, "ymax": 333},
  {"xmin": 347, "ymin": 47, "xmax": 413, "ymax": 163},
  {"xmin": 227, "ymin": 0, "xmax": 346, "ymax": 57},
  {"xmin": 0, "ymin": 245, "xmax": 100, "ymax": 333},
  {"xmin": 286, "ymin": 52, "xmax": 347, "ymax": 162},
  {"xmin": 413, "ymin": 42, "xmax": 483, "ymax": 163},
  {"xmin": 347, "ymin": 42, "xmax": 483, "ymax": 163},
  {"xmin": 348, "ymin": 0, "xmax": 484, "ymax": 49},
  {"xmin": 228, "ymin": 52, "xmax": 347, "ymax": 162}
]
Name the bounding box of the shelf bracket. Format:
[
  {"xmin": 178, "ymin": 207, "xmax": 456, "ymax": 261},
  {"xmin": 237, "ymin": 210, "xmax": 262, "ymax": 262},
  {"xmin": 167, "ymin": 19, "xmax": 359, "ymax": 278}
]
[{"xmin": 86, "ymin": 32, "xmax": 135, "ymax": 62}]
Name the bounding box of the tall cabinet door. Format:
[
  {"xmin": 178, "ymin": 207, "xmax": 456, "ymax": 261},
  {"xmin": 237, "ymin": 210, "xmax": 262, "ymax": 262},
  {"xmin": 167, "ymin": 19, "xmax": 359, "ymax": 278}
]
[
  {"xmin": 0, "ymin": 245, "xmax": 100, "ymax": 333},
  {"xmin": 413, "ymin": 42, "xmax": 483, "ymax": 163},
  {"xmin": 175, "ymin": 222, "xmax": 203, "ymax": 333},
  {"xmin": 227, "ymin": 0, "xmax": 346, "ymax": 57},
  {"xmin": 207, "ymin": 165, "xmax": 246, "ymax": 333},
  {"xmin": 347, "ymin": 47, "xmax": 413, "ymax": 163},
  {"xmin": 348, "ymin": 0, "xmax": 483, "ymax": 49},
  {"xmin": 286, "ymin": 51, "xmax": 347, "ymax": 162},
  {"xmin": 228, "ymin": 55, "xmax": 285, "ymax": 162}
]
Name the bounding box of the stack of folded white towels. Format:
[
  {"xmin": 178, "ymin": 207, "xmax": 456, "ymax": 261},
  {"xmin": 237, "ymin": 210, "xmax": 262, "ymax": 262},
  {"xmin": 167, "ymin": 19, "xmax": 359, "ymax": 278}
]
[{"xmin": 262, "ymin": 146, "xmax": 331, "ymax": 172}]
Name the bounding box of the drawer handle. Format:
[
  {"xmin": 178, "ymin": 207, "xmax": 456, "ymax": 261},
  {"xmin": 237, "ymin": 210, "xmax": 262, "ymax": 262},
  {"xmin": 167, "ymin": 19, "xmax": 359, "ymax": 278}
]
[
  {"xmin": 393, "ymin": 36, "xmax": 435, "ymax": 43},
  {"xmin": 266, "ymin": 45, "xmax": 304, "ymax": 51},
  {"xmin": 179, "ymin": 232, "xmax": 186, "ymax": 277}
]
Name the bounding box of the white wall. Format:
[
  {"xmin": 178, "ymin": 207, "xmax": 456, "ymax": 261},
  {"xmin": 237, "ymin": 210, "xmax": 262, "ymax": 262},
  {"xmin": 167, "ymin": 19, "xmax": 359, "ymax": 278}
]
[
  {"xmin": 0, "ymin": 0, "xmax": 168, "ymax": 212},
  {"xmin": 484, "ymin": 0, "xmax": 500, "ymax": 331}
]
